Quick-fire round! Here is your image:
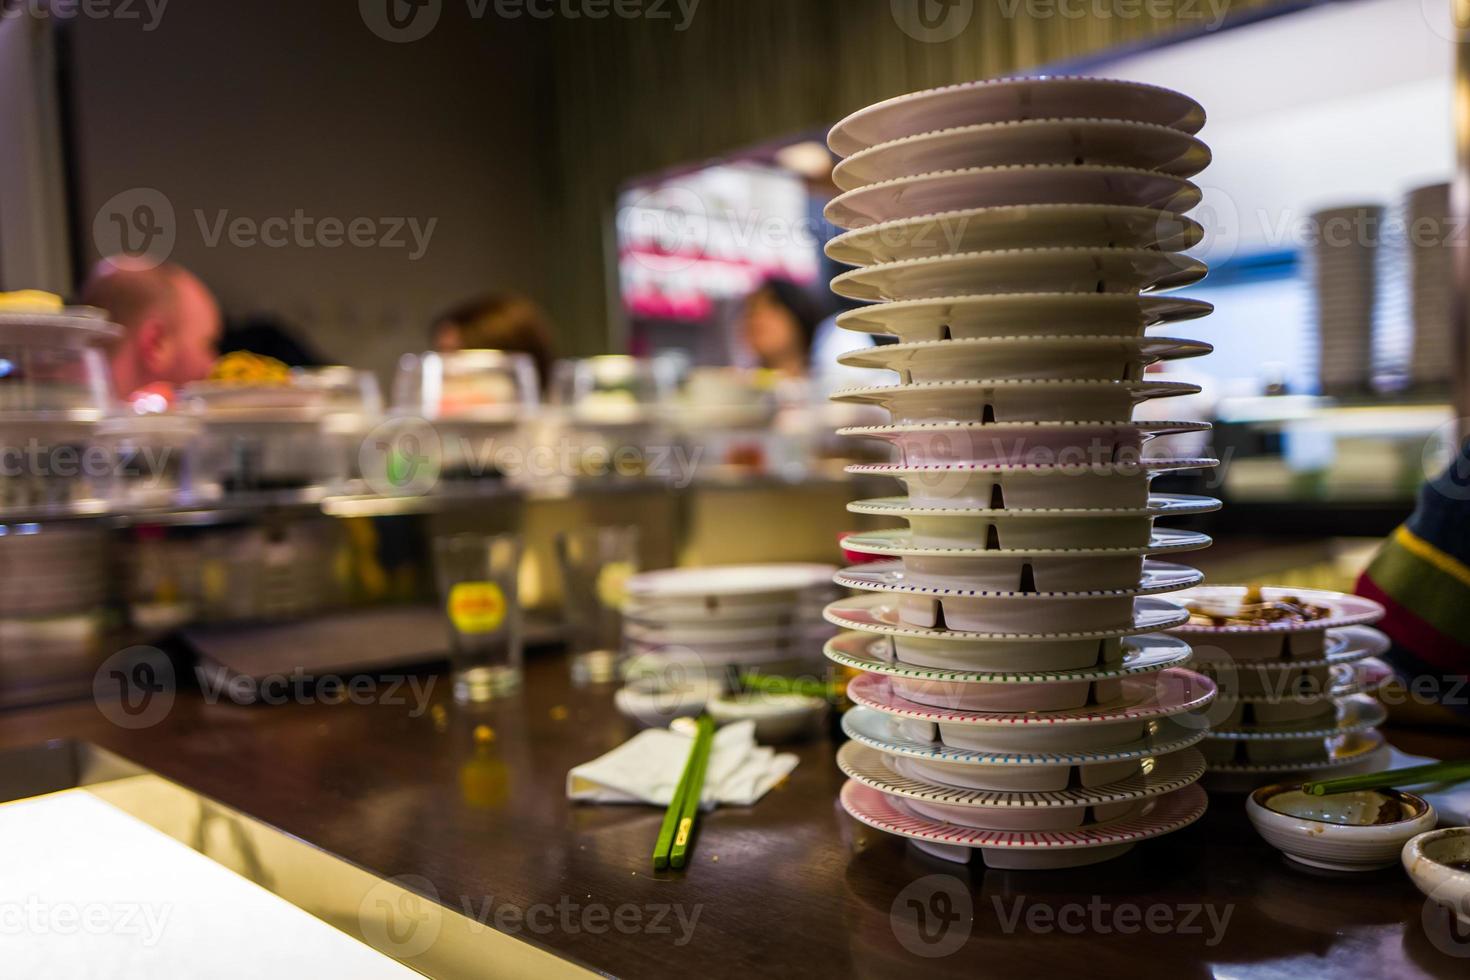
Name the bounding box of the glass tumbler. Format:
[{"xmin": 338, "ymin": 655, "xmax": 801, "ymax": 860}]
[
  {"xmin": 434, "ymin": 532, "xmax": 524, "ymax": 703},
  {"xmin": 554, "ymin": 525, "xmax": 639, "ymax": 685}
]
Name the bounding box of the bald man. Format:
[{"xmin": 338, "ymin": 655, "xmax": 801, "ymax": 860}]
[{"xmin": 80, "ymin": 259, "xmax": 222, "ymax": 398}]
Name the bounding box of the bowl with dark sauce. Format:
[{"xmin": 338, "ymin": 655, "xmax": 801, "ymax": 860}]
[
  {"xmin": 1403, "ymin": 827, "xmax": 1470, "ymax": 928},
  {"xmin": 1247, "ymin": 782, "xmax": 1437, "ymax": 871}
]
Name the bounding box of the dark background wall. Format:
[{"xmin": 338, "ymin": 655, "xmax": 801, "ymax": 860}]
[
  {"xmin": 56, "ymin": 0, "xmax": 1276, "ymax": 376},
  {"xmin": 65, "ymin": 0, "xmax": 556, "ymax": 382}
]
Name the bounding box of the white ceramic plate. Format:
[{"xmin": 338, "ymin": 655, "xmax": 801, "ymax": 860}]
[
  {"xmin": 1208, "ymin": 695, "xmax": 1387, "ymax": 740},
  {"xmin": 832, "ymin": 377, "xmax": 1202, "ymax": 424},
  {"xmin": 849, "ymin": 669, "xmax": 1215, "ymax": 727},
  {"xmin": 825, "ymin": 629, "xmax": 1191, "ymax": 683},
  {"xmin": 1213, "ymin": 657, "xmax": 1393, "ymax": 705},
  {"xmin": 836, "ymin": 292, "xmax": 1212, "ymax": 341},
  {"xmin": 824, "ymin": 205, "xmax": 1203, "ymax": 266},
  {"xmin": 839, "ymin": 780, "xmax": 1208, "ymax": 869},
  {"xmin": 838, "ymin": 740, "xmax": 1206, "ymax": 811},
  {"xmin": 840, "ymin": 705, "xmax": 1205, "ymax": 775},
  {"xmin": 832, "ymin": 248, "xmax": 1207, "ymax": 302},
  {"xmin": 846, "ymin": 491, "xmax": 1220, "ymax": 520},
  {"xmin": 1189, "ymin": 624, "xmax": 1390, "ymax": 674},
  {"xmin": 833, "ymin": 118, "xmax": 1211, "ymax": 190},
  {"xmin": 625, "ymin": 563, "xmax": 836, "ymax": 603},
  {"xmin": 1170, "ymin": 586, "xmax": 1386, "ymax": 635},
  {"xmin": 840, "ymin": 526, "xmax": 1210, "ymax": 559},
  {"xmin": 825, "ymin": 165, "xmax": 1201, "ymax": 229},
  {"xmin": 837, "ymin": 336, "xmax": 1211, "ymax": 383},
  {"xmin": 824, "ymin": 604, "xmax": 1188, "ymax": 675},
  {"xmin": 823, "ymin": 589, "xmax": 1188, "ymax": 643},
  {"xmin": 844, "ymin": 457, "xmax": 1216, "ymax": 510},
  {"xmin": 844, "ymin": 505, "xmax": 1204, "ymax": 553},
  {"xmin": 1203, "ymin": 730, "xmax": 1386, "ymax": 775},
  {"xmin": 828, "ymin": 77, "xmax": 1206, "ymax": 157},
  {"xmin": 841, "ymin": 419, "xmax": 1213, "ymax": 468},
  {"xmin": 623, "ymin": 619, "xmax": 834, "ymax": 646}
]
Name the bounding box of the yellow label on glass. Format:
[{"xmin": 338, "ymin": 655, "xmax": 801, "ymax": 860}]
[
  {"xmin": 448, "ymin": 581, "xmax": 507, "ymax": 634},
  {"xmin": 595, "ymin": 561, "xmax": 635, "ymax": 608}
]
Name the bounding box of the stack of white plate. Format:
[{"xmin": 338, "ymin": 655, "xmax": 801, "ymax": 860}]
[
  {"xmin": 1308, "ymin": 203, "xmax": 1381, "ymax": 395},
  {"xmin": 1406, "ymin": 183, "xmax": 1453, "ymax": 389},
  {"xmin": 621, "ymin": 563, "xmax": 839, "ymax": 675},
  {"xmin": 1170, "ymin": 585, "xmax": 1392, "ymax": 792},
  {"xmin": 822, "ymin": 76, "xmax": 1221, "ymax": 870}
]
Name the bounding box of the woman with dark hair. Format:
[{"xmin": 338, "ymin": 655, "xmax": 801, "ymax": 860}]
[
  {"xmin": 740, "ymin": 278, "xmax": 823, "ymax": 378},
  {"xmin": 432, "ymin": 292, "xmax": 557, "ymax": 388}
]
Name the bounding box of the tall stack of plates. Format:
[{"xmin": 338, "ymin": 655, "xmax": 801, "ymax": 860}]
[
  {"xmin": 1308, "ymin": 204, "xmax": 1382, "ymax": 396},
  {"xmin": 821, "ymin": 77, "xmax": 1221, "ymax": 870},
  {"xmin": 1170, "ymin": 585, "xmax": 1391, "ymax": 792},
  {"xmin": 622, "ymin": 563, "xmax": 839, "ymax": 677},
  {"xmin": 1406, "ymin": 183, "xmax": 1453, "ymax": 389}
]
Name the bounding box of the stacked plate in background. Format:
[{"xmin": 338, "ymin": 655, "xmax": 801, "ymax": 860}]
[
  {"xmin": 1308, "ymin": 203, "xmax": 1382, "ymax": 396},
  {"xmin": 1405, "ymin": 183, "xmax": 1454, "ymax": 390},
  {"xmin": 615, "ymin": 563, "xmax": 839, "ymax": 727},
  {"xmin": 821, "ymin": 76, "xmax": 1221, "ymax": 869},
  {"xmin": 1170, "ymin": 585, "xmax": 1392, "ymax": 792}
]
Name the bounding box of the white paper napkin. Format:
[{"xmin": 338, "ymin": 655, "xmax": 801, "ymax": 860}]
[{"xmin": 567, "ymin": 720, "xmax": 798, "ymax": 808}]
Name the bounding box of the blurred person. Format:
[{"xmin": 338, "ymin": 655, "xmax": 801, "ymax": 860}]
[
  {"xmin": 1355, "ymin": 437, "xmax": 1470, "ymax": 729},
  {"xmin": 80, "ymin": 259, "xmax": 222, "ymax": 398},
  {"xmin": 741, "ymin": 278, "xmax": 821, "ymax": 378},
  {"xmin": 432, "ymin": 292, "xmax": 556, "ymax": 388},
  {"xmin": 220, "ymin": 313, "xmax": 326, "ymax": 368}
]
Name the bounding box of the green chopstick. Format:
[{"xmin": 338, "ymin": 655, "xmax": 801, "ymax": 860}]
[
  {"xmin": 1302, "ymin": 760, "xmax": 1470, "ymax": 796},
  {"xmin": 652, "ymin": 716, "xmax": 714, "ymax": 871},
  {"xmin": 668, "ymin": 716, "xmax": 715, "ymax": 870}
]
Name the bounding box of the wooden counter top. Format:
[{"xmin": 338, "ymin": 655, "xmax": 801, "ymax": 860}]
[{"xmin": 3, "ymin": 652, "xmax": 1467, "ymax": 979}]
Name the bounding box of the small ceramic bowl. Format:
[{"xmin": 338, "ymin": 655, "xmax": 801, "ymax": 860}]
[
  {"xmin": 707, "ymin": 692, "xmax": 827, "ymax": 742},
  {"xmin": 1403, "ymin": 828, "xmax": 1470, "ymax": 928},
  {"xmin": 1247, "ymin": 783, "xmax": 1437, "ymax": 872}
]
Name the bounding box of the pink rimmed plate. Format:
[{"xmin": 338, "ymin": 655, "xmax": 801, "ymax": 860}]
[
  {"xmin": 848, "ymin": 670, "xmax": 1215, "ymax": 728},
  {"xmin": 824, "ymin": 629, "xmax": 1191, "ymax": 683},
  {"xmin": 838, "ymin": 740, "xmax": 1206, "ymax": 814},
  {"xmin": 827, "ymin": 77, "xmax": 1206, "ymax": 157},
  {"xmin": 839, "ymin": 779, "xmax": 1208, "ymax": 869}
]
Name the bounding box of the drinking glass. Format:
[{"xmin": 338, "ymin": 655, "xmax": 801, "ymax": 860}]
[
  {"xmin": 434, "ymin": 532, "xmax": 523, "ymax": 703},
  {"xmin": 555, "ymin": 525, "xmax": 639, "ymax": 685}
]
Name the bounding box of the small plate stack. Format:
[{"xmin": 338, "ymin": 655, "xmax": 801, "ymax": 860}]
[
  {"xmin": 822, "ymin": 76, "xmax": 1221, "ymax": 870},
  {"xmin": 622, "ymin": 563, "xmax": 839, "ymax": 676},
  {"xmin": 1170, "ymin": 585, "xmax": 1392, "ymax": 792},
  {"xmin": 1308, "ymin": 204, "xmax": 1381, "ymax": 396}
]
